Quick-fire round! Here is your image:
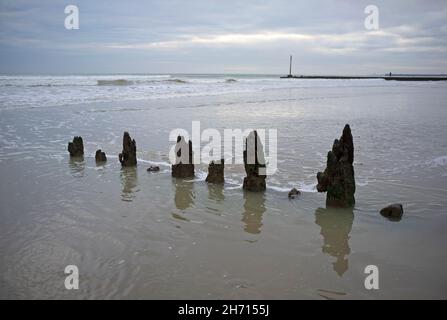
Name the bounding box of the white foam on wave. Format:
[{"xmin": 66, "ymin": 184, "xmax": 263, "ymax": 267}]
[
  {"xmin": 137, "ymin": 158, "xmax": 171, "ymax": 167},
  {"xmin": 225, "ymin": 177, "xmax": 241, "ymax": 186},
  {"xmin": 104, "ymin": 154, "xmax": 171, "ymax": 168},
  {"xmin": 296, "ymin": 182, "xmax": 317, "ymax": 193},
  {"xmin": 194, "ymin": 170, "xmax": 208, "ymax": 181},
  {"xmin": 1, "ymin": 74, "xmax": 401, "ymax": 110},
  {"xmin": 430, "ymin": 155, "xmax": 447, "ymax": 168},
  {"xmin": 268, "ymin": 185, "xmax": 292, "ymax": 192},
  {"xmin": 268, "ymin": 181, "xmax": 317, "ymax": 193},
  {"xmin": 225, "ymin": 184, "xmax": 243, "ymax": 190}
]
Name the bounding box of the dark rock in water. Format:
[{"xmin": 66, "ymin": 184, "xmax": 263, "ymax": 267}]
[
  {"xmin": 147, "ymin": 165, "xmax": 160, "ymax": 172},
  {"xmin": 206, "ymin": 159, "xmax": 224, "ymax": 184},
  {"xmin": 68, "ymin": 136, "xmax": 84, "ymax": 157},
  {"xmin": 243, "ymin": 176, "xmax": 266, "ymax": 192},
  {"xmin": 171, "ymin": 135, "xmax": 194, "ymax": 178},
  {"xmin": 95, "ymin": 149, "xmax": 107, "ymax": 163},
  {"xmin": 118, "ymin": 132, "xmax": 137, "ymax": 167},
  {"xmin": 317, "ymin": 124, "xmax": 355, "ymax": 207},
  {"xmin": 243, "ymin": 130, "xmax": 266, "ymax": 192},
  {"xmin": 380, "ymin": 204, "xmax": 403, "ymax": 221},
  {"xmin": 288, "ymin": 188, "xmax": 301, "ymax": 199},
  {"xmin": 172, "ymin": 162, "xmax": 194, "ymax": 178}
]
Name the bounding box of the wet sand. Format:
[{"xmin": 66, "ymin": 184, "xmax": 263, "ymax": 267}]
[{"xmin": 0, "ymin": 80, "xmax": 446, "ymax": 299}]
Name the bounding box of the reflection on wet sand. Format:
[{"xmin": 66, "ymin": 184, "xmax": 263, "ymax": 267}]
[
  {"xmin": 120, "ymin": 167, "xmax": 138, "ymax": 202},
  {"xmin": 68, "ymin": 156, "xmax": 85, "ymax": 177},
  {"xmin": 315, "ymin": 207, "xmax": 354, "ymax": 277},
  {"xmin": 207, "ymin": 184, "xmax": 225, "ymax": 202},
  {"xmin": 242, "ymin": 192, "xmax": 266, "ymax": 234},
  {"xmin": 174, "ymin": 180, "xmax": 195, "ymax": 210}
]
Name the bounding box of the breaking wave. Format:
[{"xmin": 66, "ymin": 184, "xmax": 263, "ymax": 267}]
[
  {"xmin": 96, "ymin": 78, "xmax": 188, "ymax": 86},
  {"xmin": 97, "ymin": 79, "xmax": 133, "ymax": 86},
  {"xmin": 165, "ymin": 79, "xmax": 188, "ymax": 84}
]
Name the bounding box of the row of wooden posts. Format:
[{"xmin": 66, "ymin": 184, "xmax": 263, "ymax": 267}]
[{"xmin": 67, "ymin": 125, "xmax": 404, "ymax": 219}]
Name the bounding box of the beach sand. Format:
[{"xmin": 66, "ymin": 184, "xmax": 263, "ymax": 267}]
[{"xmin": 0, "ymin": 76, "xmax": 446, "ymax": 299}]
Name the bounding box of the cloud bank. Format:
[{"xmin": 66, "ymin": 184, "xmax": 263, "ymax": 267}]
[{"xmin": 0, "ymin": 0, "xmax": 446, "ymax": 74}]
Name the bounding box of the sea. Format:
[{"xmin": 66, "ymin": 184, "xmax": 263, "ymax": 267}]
[{"xmin": 0, "ymin": 74, "xmax": 446, "ymax": 298}]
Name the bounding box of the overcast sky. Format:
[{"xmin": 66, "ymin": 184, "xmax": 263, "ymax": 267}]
[{"xmin": 0, "ymin": 0, "xmax": 446, "ymax": 74}]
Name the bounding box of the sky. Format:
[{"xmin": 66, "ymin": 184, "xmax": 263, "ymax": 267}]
[{"xmin": 0, "ymin": 0, "xmax": 446, "ymax": 75}]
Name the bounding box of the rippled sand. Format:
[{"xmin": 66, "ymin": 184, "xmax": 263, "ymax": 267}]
[{"xmin": 0, "ymin": 80, "xmax": 446, "ymax": 299}]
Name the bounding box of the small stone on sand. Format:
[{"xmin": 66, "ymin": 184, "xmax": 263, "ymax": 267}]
[
  {"xmin": 288, "ymin": 188, "xmax": 301, "ymax": 199},
  {"xmin": 147, "ymin": 165, "xmax": 160, "ymax": 172}
]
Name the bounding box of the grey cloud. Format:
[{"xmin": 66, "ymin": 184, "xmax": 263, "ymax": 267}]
[{"xmin": 0, "ymin": 0, "xmax": 446, "ymax": 74}]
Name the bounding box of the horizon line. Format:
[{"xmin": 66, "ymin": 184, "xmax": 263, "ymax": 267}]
[{"xmin": 2, "ymin": 72, "xmax": 447, "ymax": 77}]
